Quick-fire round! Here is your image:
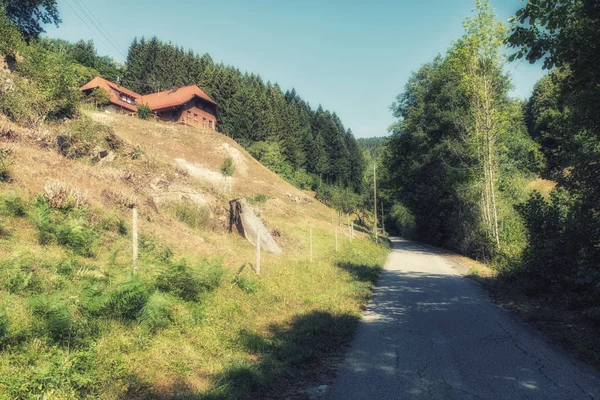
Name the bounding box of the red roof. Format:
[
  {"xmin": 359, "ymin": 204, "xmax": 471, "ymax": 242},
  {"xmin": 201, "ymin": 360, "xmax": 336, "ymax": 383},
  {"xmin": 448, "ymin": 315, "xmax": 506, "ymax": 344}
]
[
  {"xmin": 80, "ymin": 76, "xmax": 140, "ymax": 112},
  {"xmin": 80, "ymin": 77, "xmax": 217, "ymax": 113},
  {"xmin": 140, "ymin": 85, "xmax": 217, "ymax": 110}
]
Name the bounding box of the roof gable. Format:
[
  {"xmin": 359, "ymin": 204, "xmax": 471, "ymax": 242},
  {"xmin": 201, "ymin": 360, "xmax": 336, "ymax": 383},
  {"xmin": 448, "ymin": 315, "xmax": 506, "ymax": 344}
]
[{"xmin": 80, "ymin": 77, "xmax": 217, "ymax": 114}]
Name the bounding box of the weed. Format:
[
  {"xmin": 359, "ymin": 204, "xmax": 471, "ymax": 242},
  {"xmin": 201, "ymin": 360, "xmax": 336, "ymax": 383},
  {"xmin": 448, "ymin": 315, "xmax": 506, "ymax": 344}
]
[
  {"xmin": 58, "ymin": 117, "xmax": 113, "ymax": 159},
  {"xmin": 0, "ymin": 147, "xmax": 13, "ymax": 182},
  {"xmin": 220, "ymin": 157, "xmax": 236, "ymax": 177},
  {"xmin": 104, "ymin": 132, "xmax": 123, "ymax": 151},
  {"xmin": 0, "ymin": 219, "xmax": 11, "ymax": 238},
  {"xmin": 104, "ymin": 278, "xmax": 149, "ymax": 320},
  {"xmin": 166, "ymin": 200, "xmax": 214, "ymax": 231},
  {"xmin": 0, "ymin": 313, "xmax": 8, "ymax": 346},
  {"xmin": 246, "ymin": 194, "xmax": 270, "ymax": 206},
  {"xmin": 1, "ymin": 193, "xmax": 26, "ymax": 217},
  {"xmin": 129, "ymin": 145, "xmax": 144, "ymax": 160},
  {"xmin": 156, "ymin": 258, "xmax": 223, "ymax": 302},
  {"xmin": 137, "ymin": 291, "xmax": 176, "ymax": 332},
  {"xmin": 43, "ymin": 181, "xmax": 87, "ymax": 210},
  {"xmin": 233, "ymin": 275, "xmax": 259, "ymax": 294}
]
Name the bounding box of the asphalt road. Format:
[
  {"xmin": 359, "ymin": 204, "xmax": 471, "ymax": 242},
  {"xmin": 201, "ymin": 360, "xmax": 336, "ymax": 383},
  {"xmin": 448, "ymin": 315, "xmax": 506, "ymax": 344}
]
[{"xmin": 327, "ymin": 238, "xmax": 600, "ymax": 399}]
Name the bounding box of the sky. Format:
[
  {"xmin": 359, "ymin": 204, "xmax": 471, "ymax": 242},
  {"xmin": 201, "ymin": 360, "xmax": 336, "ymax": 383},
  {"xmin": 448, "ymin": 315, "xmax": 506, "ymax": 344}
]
[{"xmin": 45, "ymin": 0, "xmax": 547, "ymax": 138}]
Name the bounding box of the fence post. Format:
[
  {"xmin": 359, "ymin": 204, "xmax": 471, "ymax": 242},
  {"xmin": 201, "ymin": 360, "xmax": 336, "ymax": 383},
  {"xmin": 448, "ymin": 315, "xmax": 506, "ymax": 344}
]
[
  {"xmin": 335, "ymin": 227, "xmax": 338, "ymax": 253},
  {"xmin": 351, "ymin": 221, "xmax": 354, "ymax": 242},
  {"xmin": 310, "ymin": 227, "xmax": 313, "ymax": 263},
  {"xmin": 132, "ymin": 207, "xmax": 138, "ymax": 275},
  {"xmin": 256, "ymin": 223, "xmax": 261, "ymax": 275}
]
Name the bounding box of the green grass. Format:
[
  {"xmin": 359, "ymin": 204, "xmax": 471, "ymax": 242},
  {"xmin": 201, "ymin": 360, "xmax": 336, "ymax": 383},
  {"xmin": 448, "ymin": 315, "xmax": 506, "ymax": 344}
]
[
  {"xmin": 0, "ymin": 193, "xmax": 389, "ymax": 399},
  {"xmin": 166, "ymin": 200, "xmax": 215, "ymax": 231}
]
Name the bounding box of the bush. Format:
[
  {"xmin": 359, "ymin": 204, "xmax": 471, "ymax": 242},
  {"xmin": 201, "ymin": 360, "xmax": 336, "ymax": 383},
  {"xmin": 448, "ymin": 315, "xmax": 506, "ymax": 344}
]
[
  {"xmin": 246, "ymin": 194, "xmax": 270, "ymax": 206},
  {"xmin": 220, "ymin": 157, "xmax": 236, "ymax": 177},
  {"xmin": 58, "ymin": 118, "xmax": 113, "ymax": 159},
  {"xmin": 16, "ymin": 42, "xmax": 86, "ymax": 120},
  {"xmin": 43, "ymin": 181, "xmax": 87, "ymax": 210},
  {"xmin": 233, "ymin": 275, "xmax": 258, "ymax": 294},
  {"xmin": 167, "ymin": 200, "xmax": 213, "ymax": 231},
  {"xmin": 389, "ymin": 202, "xmax": 416, "ymax": 238},
  {"xmin": 87, "ymin": 87, "xmax": 111, "ymax": 107},
  {"xmin": 0, "ymin": 313, "xmax": 9, "ymax": 346},
  {"xmin": 137, "ymin": 292, "xmax": 176, "ymax": 332},
  {"xmin": 35, "ymin": 198, "xmax": 96, "ymax": 257},
  {"xmin": 1, "ymin": 193, "xmax": 26, "ymax": 217},
  {"xmin": 0, "ymin": 147, "xmax": 13, "ymax": 182},
  {"xmin": 137, "ymin": 104, "xmax": 152, "ymax": 120},
  {"xmin": 156, "ymin": 259, "xmax": 223, "ymax": 302},
  {"xmin": 30, "ymin": 296, "xmax": 80, "ymax": 344},
  {"xmin": 104, "ymin": 278, "xmax": 150, "ymax": 320}
]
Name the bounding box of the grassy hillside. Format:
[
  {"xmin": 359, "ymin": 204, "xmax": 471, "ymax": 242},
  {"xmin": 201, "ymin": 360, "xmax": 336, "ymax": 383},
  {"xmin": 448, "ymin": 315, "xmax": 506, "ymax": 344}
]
[{"xmin": 0, "ymin": 112, "xmax": 388, "ymax": 399}]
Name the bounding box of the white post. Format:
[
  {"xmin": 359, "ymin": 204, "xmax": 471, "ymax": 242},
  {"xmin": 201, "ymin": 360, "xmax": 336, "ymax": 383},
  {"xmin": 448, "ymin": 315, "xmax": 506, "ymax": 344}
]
[
  {"xmin": 256, "ymin": 223, "xmax": 261, "ymax": 275},
  {"xmin": 132, "ymin": 207, "xmax": 138, "ymax": 274},
  {"xmin": 310, "ymin": 227, "xmax": 313, "ymax": 263}
]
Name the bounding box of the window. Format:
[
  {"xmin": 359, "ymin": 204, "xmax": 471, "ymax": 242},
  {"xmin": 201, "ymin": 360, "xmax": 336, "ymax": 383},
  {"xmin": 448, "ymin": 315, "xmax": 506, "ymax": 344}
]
[
  {"xmin": 209, "ymin": 120, "xmax": 213, "ymax": 130},
  {"xmin": 202, "ymin": 118, "xmax": 206, "ymax": 129},
  {"xmin": 194, "ymin": 113, "xmax": 197, "ymax": 122},
  {"xmin": 187, "ymin": 111, "xmax": 191, "ymax": 119}
]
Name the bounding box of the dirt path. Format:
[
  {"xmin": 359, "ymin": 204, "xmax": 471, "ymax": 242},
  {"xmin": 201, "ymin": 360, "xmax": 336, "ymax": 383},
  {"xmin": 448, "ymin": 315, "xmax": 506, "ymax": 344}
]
[{"xmin": 327, "ymin": 238, "xmax": 600, "ymax": 399}]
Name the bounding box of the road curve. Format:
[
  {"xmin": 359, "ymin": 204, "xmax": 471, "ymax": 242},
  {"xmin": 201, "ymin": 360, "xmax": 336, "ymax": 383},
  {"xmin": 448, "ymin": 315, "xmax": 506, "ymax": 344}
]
[{"xmin": 327, "ymin": 238, "xmax": 600, "ymax": 399}]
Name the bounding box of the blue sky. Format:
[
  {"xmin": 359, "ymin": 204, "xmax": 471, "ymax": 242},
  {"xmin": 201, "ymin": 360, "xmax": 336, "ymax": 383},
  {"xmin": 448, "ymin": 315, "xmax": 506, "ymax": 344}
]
[{"xmin": 45, "ymin": 0, "xmax": 546, "ymax": 138}]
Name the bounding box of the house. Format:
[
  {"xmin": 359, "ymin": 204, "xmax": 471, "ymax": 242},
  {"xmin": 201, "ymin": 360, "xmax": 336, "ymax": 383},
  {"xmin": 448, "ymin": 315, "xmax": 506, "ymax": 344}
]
[{"xmin": 80, "ymin": 77, "xmax": 220, "ymax": 130}]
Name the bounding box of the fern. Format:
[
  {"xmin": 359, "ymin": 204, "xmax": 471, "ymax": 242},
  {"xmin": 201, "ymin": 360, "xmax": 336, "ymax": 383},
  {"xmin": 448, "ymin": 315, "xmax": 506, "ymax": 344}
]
[
  {"xmin": 104, "ymin": 278, "xmax": 149, "ymax": 320},
  {"xmin": 137, "ymin": 292, "xmax": 175, "ymax": 332}
]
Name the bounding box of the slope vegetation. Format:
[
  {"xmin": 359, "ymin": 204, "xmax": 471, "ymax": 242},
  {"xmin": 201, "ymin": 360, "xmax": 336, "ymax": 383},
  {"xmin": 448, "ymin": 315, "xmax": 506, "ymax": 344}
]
[{"xmin": 0, "ymin": 111, "xmax": 387, "ymax": 399}]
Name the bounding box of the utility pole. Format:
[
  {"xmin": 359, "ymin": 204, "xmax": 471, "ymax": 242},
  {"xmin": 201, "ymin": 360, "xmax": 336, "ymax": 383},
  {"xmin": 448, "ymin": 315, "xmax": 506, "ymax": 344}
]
[
  {"xmin": 373, "ymin": 163, "xmax": 377, "ymax": 240},
  {"xmin": 381, "ymin": 201, "xmax": 384, "ymax": 236}
]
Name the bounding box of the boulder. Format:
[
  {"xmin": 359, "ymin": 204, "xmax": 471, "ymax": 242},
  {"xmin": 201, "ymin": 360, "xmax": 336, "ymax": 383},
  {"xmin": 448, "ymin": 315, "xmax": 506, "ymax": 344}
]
[{"xmin": 229, "ymin": 198, "xmax": 282, "ymax": 254}]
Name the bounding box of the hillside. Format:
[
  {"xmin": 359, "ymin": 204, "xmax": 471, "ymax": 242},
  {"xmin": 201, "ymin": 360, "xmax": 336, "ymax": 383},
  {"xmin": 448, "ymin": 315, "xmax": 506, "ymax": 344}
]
[{"xmin": 0, "ymin": 111, "xmax": 388, "ymax": 399}]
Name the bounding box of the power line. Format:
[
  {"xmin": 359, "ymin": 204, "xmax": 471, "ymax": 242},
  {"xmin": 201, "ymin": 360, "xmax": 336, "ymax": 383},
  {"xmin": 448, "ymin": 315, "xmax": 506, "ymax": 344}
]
[
  {"xmin": 77, "ymin": 0, "xmax": 126, "ymax": 56},
  {"xmin": 71, "ymin": 0, "xmax": 128, "ymax": 59},
  {"xmin": 63, "ymin": 0, "xmax": 112, "ymax": 51},
  {"xmin": 63, "ymin": 0, "xmax": 127, "ymax": 60}
]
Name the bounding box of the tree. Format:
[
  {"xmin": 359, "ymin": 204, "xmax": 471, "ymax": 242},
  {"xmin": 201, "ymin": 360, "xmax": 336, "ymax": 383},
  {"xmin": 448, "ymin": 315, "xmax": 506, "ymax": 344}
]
[
  {"xmin": 452, "ymin": 0, "xmax": 510, "ymax": 246},
  {"xmin": 220, "ymin": 157, "xmax": 236, "ymax": 177},
  {"xmin": 507, "ymin": 0, "xmax": 600, "ymax": 293},
  {"xmin": 1, "ymin": 0, "xmax": 60, "ymax": 39}
]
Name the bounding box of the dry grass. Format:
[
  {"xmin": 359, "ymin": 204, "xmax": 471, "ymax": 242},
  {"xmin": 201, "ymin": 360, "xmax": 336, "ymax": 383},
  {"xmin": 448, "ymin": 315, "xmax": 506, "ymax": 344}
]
[
  {"xmin": 527, "ymin": 178, "xmax": 556, "ymax": 197},
  {"xmin": 0, "ymin": 111, "xmax": 389, "ymax": 399}
]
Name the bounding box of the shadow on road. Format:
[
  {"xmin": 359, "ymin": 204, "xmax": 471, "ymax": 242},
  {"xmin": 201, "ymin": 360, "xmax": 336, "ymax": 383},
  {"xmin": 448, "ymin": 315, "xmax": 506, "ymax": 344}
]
[{"xmin": 327, "ymin": 238, "xmax": 600, "ymax": 399}]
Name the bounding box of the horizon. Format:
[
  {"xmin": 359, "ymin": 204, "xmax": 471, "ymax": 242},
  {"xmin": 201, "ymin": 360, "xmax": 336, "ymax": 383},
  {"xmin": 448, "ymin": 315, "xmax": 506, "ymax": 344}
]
[{"xmin": 45, "ymin": 0, "xmax": 547, "ymax": 138}]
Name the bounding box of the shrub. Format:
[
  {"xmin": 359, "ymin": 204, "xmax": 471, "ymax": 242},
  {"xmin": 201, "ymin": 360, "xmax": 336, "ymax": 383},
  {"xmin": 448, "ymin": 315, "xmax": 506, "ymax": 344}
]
[
  {"xmin": 104, "ymin": 278, "xmax": 150, "ymax": 320},
  {"xmin": 246, "ymin": 194, "xmax": 269, "ymax": 206},
  {"xmin": 156, "ymin": 259, "xmax": 223, "ymax": 302},
  {"xmin": 0, "ymin": 313, "xmax": 9, "ymax": 346},
  {"xmin": 137, "ymin": 104, "xmax": 152, "ymax": 120},
  {"xmin": 43, "ymin": 181, "xmax": 87, "ymax": 210},
  {"xmin": 0, "ymin": 71, "xmax": 49, "ymax": 127},
  {"xmin": 87, "ymin": 87, "xmax": 111, "ymax": 107},
  {"xmin": 16, "ymin": 42, "xmax": 84, "ymax": 120},
  {"xmin": 129, "ymin": 145, "xmax": 144, "ymax": 160},
  {"xmin": 35, "ymin": 199, "xmax": 96, "ymax": 257},
  {"xmin": 167, "ymin": 201, "xmax": 213, "ymax": 231},
  {"xmin": 220, "ymin": 157, "xmax": 236, "ymax": 177},
  {"xmin": 137, "ymin": 292, "xmax": 176, "ymax": 332},
  {"xmin": 30, "ymin": 296, "xmax": 77, "ymax": 344},
  {"xmin": 104, "ymin": 132, "xmax": 123, "ymax": 151},
  {"xmin": 233, "ymin": 275, "xmax": 258, "ymax": 294},
  {"xmin": 389, "ymin": 202, "xmax": 416, "ymax": 238},
  {"xmin": 0, "ymin": 147, "xmax": 13, "ymax": 182},
  {"xmin": 1, "ymin": 193, "xmax": 26, "ymax": 216},
  {"xmin": 58, "ymin": 118, "xmax": 113, "ymax": 159}
]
